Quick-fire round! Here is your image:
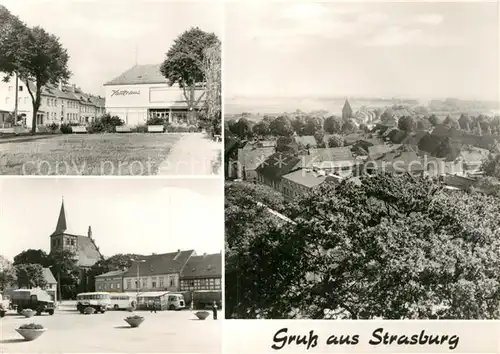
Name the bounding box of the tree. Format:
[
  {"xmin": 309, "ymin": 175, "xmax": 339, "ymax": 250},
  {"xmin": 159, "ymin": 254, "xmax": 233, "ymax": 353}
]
[
  {"xmin": 269, "ymin": 116, "xmax": 293, "ymax": 137},
  {"xmin": 341, "ymin": 119, "xmax": 357, "ymax": 134},
  {"xmin": 276, "ymin": 136, "xmax": 298, "ymax": 154},
  {"xmin": 313, "ymin": 129, "xmax": 326, "ymax": 148},
  {"xmin": 303, "ymin": 116, "xmax": 322, "ymax": 136},
  {"xmin": 0, "ymin": 255, "xmax": 15, "ymax": 291},
  {"xmin": 398, "ymin": 116, "xmax": 416, "ymax": 132},
  {"xmin": 200, "ymin": 40, "xmax": 221, "ymax": 136},
  {"xmin": 327, "ymin": 134, "xmax": 344, "ymax": 148},
  {"xmin": 13, "ymin": 249, "xmax": 49, "ymax": 266},
  {"xmin": 323, "ymin": 116, "xmax": 343, "ymax": 134},
  {"xmin": 416, "ymin": 118, "xmax": 431, "ymax": 131},
  {"xmin": 380, "ymin": 108, "xmax": 394, "ymax": 122},
  {"xmin": 443, "ymin": 115, "xmax": 460, "ymax": 129},
  {"xmin": 428, "ymin": 114, "xmax": 439, "ymax": 126},
  {"xmin": 1, "ymin": 17, "xmax": 71, "ymax": 134},
  {"xmin": 233, "ymin": 118, "xmax": 253, "ymax": 140},
  {"xmin": 227, "ymin": 174, "xmax": 500, "ymax": 319},
  {"xmin": 0, "ymin": 6, "xmax": 27, "ymax": 75},
  {"xmin": 458, "ymin": 114, "xmax": 470, "ymax": 131},
  {"xmin": 15, "ymin": 263, "xmax": 47, "ymax": 289},
  {"xmin": 87, "ymin": 253, "xmax": 142, "ymax": 292},
  {"xmin": 291, "ymin": 116, "xmax": 306, "ymax": 135},
  {"xmin": 160, "ymin": 27, "xmax": 219, "ymax": 123},
  {"xmin": 252, "ymin": 120, "xmax": 270, "ymax": 137},
  {"xmin": 46, "ymin": 249, "xmax": 80, "ymax": 299},
  {"xmin": 482, "ymin": 153, "xmax": 500, "ymax": 179}
]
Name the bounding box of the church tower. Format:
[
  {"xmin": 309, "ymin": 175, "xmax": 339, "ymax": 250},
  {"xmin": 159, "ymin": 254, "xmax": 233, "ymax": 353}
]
[
  {"xmin": 50, "ymin": 198, "xmax": 78, "ymax": 255},
  {"xmin": 342, "ymin": 98, "xmax": 353, "ymax": 121}
]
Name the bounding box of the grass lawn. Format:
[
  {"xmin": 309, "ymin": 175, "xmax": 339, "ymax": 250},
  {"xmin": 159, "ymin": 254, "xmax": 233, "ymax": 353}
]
[{"xmin": 0, "ymin": 133, "xmax": 182, "ymax": 175}]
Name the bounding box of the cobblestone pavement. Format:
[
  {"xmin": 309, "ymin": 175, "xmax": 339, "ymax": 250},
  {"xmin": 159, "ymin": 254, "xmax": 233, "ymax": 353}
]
[{"xmin": 0, "ymin": 308, "xmax": 221, "ymax": 353}]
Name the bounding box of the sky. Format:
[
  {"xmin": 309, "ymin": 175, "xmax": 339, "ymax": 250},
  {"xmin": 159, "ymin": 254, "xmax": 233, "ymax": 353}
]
[
  {"xmin": 0, "ymin": 178, "xmax": 223, "ymax": 261},
  {"xmin": 0, "ymin": 0, "xmax": 222, "ymax": 96},
  {"xmin": 225, "ymin": 1, "xmax": 499, "ymax": 101}
]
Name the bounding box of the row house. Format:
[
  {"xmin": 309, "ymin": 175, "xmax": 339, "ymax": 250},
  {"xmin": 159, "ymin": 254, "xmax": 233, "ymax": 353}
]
[
  {"xmin": 0, "ymin": 74, "xmax": 105, "ymax": 129},
  {"xmin": 94, "ymin": 251, "xmax": 223, "ymax": 294}
]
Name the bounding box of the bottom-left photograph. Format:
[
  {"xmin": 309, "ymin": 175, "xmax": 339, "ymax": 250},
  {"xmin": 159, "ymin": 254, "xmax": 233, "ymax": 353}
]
[{"xmin": 0, "ymin": 177, "xmax": 222, "ymax": 353}]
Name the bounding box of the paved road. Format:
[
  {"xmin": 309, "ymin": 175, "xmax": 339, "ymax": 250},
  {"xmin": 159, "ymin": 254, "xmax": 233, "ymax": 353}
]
[
  {"xmin": 158, "ymin": 133, "xmax": 222, "ymax": 175},
  {"xmin": 0, "ymin": 309, "xmax": 221, "ymax": 353}
]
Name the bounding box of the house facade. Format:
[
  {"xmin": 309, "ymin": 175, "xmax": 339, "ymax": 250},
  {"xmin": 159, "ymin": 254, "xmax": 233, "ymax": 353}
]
[
  {"xmin": 0, "ymin": 74, "xmax": 105, "ymax": 129},
  {"xmin": 95, "ymin": 270, "xmax": 125, "ymax": 292},
  {"xmin": 103, "ymin": 64, "xmax": 204, "ymax": 127},
  {"xmin": 42, "ymin": 267, "xmax": 58, "ymax": 302},
  {"xmin": 180, "ymin": 252, "xmax": 222, "ymax": 292},
  {"xmin": 122, "ymin": 250, "xmax": 195, "ymax": 293}
]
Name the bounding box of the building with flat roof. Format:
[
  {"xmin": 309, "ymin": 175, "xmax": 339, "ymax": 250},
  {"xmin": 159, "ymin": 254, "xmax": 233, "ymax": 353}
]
[{"xmin": 103, "ymin": 64, "xmax": 204, "ymax": 127}]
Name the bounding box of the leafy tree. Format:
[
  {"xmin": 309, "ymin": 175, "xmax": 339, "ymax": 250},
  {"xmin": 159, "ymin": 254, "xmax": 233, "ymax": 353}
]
[
  {"xmin": 428, "ymin": 114, "xmax": 439, "ymax": 126},
  {"xmin": 359, "ymin": 123, "xmax": 370, "ymax": 133},
  {"xmin": 458, "ymin": 114, "xmax": 470, "ymax": 131},
  {"xmin": 46, "ymin": 249, "xmax": 80, "ymax": 299},
  {"xmin": 15, "ymin": 263, "xmax": 47, "ymax": 289},
  {"xmin": 323, "ymin": 116, "xmax": 342, "ymax": 134},
  {"xmin": 341, "ymin": 119, "xmax": 357, "ymax": 134},
  {"xmin": 200, "ymin": 40, "xmax": 221, "ymax": 136},
  {"xmin": 252, "ymin": 120, "xmax": 270, "ymax": 137},
  {"xmin": 226, "ymin": 174, "xmax": 500, "ymax": 319},
  {"xmin": 0, "ymin": 13, "xmax": 71, "ymax": 134},
  {"xmin": 327, "ymin": 134, "xmax": 344, "ymax": 148},
  {"xmin": 398, "ymin": 116, "xmax": 416, "ymax": 132},
  {"xmin": 87, "ymin": 253, "xmax": 142, "ymax": 292},
  {"xmin": 13, "ymin": 249, "xmax": 49, "ymax": 266},
  {"xmin": 313, "ymin": 129, "xmax": 326, "ymax": 148},
  {"xmin": 303, "ymin": 116, "xmax": 322, "ymax": 136},
  {"xmin": 380, "ymin": 108, "xmax": 394, "ymax": 121},
  {"xmin": 160, "ymin": 27, "xmax": 219, "ymax": 123},
  {"xmin": 269, "ymin": 115, "xmax": 293, "ymax": 137},
  {"xmin": 416, "ymin": 118, "xmax": 431, "ymax": 131},
  {"xmin": 233, "ymin": 118, "xmax": 253, "ymax": 140},
  {"xmin": 477, "ymin": 115, "xmax": 491, "ymax": 134},
  {"xmin": 291, "ymin": 116, "xmax": 306, "ymax": 135},
  {"xmin": 0, "ymin": 255, "xmax": 16, "ymax": 291},
  {"xmin": 443, "ymin": 115, "xmax": 460, "ymax": 129},
  {"xmin": 276, "ymin": 136, "xmax": 298, "ymax": 154},
  {"xmin": 473, "ymin": 176, "xmax": 500, "ymax": 197},
  {"xmin": 482, "ymin": 153, "xmax": 500, "ymax": 179}
]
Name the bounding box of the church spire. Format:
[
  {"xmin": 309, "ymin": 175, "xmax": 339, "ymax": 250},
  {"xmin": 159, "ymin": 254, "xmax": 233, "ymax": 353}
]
[
  {"xmin": 342, "ymin": 98, "xmax": 353, "ymax": 120},
  {"xmin": 54, "ymin": 197, "xmax": 67, "ymax": 234}
]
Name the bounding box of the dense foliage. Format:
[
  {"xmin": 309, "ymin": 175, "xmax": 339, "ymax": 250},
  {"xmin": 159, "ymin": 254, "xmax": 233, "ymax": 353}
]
[{"xmin": 225, "ymin": 175, "xmax": 500, "ymax": 319}]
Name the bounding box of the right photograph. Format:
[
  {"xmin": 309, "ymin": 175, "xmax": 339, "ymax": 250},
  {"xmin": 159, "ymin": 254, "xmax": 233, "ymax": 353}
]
[{"xmin": 224, "ymin": 2, "xmax": 500, "ymax": 320}]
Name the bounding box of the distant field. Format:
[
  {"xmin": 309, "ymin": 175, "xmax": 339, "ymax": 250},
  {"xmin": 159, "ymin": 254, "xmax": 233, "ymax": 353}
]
[{"xmin": 0, "ymin": 133, "xmax": 181, "ymax": 175}]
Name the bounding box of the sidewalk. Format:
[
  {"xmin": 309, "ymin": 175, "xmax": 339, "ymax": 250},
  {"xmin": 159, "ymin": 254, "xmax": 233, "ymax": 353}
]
[{"xmin": 158, "ymin": 133, "xmax": 222, "ymax": 175}]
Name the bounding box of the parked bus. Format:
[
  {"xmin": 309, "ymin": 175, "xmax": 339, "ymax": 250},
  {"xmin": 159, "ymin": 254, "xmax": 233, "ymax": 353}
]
[
  {"xmin": 136, "ymin": 292, "xmax": 185, "ymax": 311},
  {"xmin": 76, "ymin": 292, "xmax": 111, "ymax": 314},
  {"xmin": 109, "ymin": 293, "xmax": 137, "ymax": 310}
]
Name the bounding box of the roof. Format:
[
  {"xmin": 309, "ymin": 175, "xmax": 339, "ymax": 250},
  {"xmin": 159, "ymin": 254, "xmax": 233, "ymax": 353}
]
[
  {"xmin": 237, "ymin": 147, "xmax": 275, "ymax": 171},
  {"xmin": 42, "ymin": 268, "xmax": 57, "ymax": 284},
  {"xmin": 123, "ymin": 250, "xmax": 195, "ymax": 277},
  {"xmin": 301, "ymin": 147, "xmax": 354, "ymax": 168},
  {"xmin": 282, "ymin": 169, "xmax": 326, "ymax": 188},
  {"xmin": 137, "ymin": 291, "xmax": 170, "ymax": 298},
  {"xmin": 53, "ymin": 200, "xmax": 67, "ymax": 235},
  {"xmin": 368, "ymin": 151, "xmax": 425, "ymax": 172},
  {"xmin": 458, "ymin": 147, "xmax": 489, "ymax": 165},
  {"xmin": 295, "ymin": 135, "xmax": 317, "ymax": 147},
  {"xmin": 368, "ymin": 144, "xmax": 402, "ymax": 157},
  {"xmin": 403, "ymin": 130, "xmax": 428, "ymax": 146},
  {"xmin": 76, "ymin": 236, "xmax": 103, "ymax": 268},
  {"xmin": 181, "ymin": 253, "xmax": 222, "ymax": 279},
  {"xmin": 104, "ymin": 64, "xmax": 167, "ymax": 86},
  {"xmin": 256, "ymin": 153, "xmax": 302, "ymax": 181},
  {"xmin": 95, "ymin": 270, "xmax": 126, "ymax": 278}
]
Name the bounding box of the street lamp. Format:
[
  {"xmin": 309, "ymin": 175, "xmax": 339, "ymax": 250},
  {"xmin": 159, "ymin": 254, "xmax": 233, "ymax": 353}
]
[{"xmin": 130, "ymin": 259, "xmax": 146, "ymax": 297}]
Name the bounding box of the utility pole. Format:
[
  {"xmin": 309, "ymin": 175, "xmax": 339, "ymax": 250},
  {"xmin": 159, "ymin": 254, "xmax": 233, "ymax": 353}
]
[{"xmin": 13, "ymin": 73, "xmax": 19, "ymax": 127}]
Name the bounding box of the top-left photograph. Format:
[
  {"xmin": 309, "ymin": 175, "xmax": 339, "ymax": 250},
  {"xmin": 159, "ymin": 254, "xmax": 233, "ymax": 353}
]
[{"xmin": 0, "ymin": 0, "xmax": 222, "ymax": 176}]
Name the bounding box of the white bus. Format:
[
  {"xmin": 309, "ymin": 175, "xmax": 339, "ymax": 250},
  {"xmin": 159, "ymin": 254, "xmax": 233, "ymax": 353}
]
[
  {"xmin": 109, "ymin": 293, "xmax": 137, "ymax": 310},
  {"xmin": 76, "ymin": 292, "xmax": 111, "ymax": 313}
]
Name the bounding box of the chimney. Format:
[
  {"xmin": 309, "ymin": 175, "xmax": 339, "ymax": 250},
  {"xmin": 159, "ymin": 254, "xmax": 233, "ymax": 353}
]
[
  {"xmin": 203, "ymin": 252, "xmax": 207, "ymax": 258},
  {"xmin": 88, "ymin": 226, "xmax": 92, "ymax": 238}
]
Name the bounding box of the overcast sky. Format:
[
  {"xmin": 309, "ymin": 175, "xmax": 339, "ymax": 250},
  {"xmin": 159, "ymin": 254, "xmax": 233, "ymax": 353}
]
[
  {"xmin": 0, "ymin": 178, "xmax": 222, "ymax": 261},
  {"xmin": 225, "ymin": 1, "xmax": 499, "ymax": 101},
  {"xmin": 0, "ymin": 0, "xmax": 222, "ymax": 96}
]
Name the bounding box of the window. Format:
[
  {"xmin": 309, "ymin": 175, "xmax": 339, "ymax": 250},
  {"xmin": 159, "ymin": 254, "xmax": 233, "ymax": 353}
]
[
  {"xmin": 152, "ymin": 280, "xmax": 156, "ymax": 288},
  {"xmin": 67, "ymin": 113, "xmax": 69, "ymax": 120},
  {"xmin": 70, "ymin": 239, "xmax": 74, "ymax": 246},
  {"xmin": 18, "ymin": 86, "xmax": 23, "ymax": 91},
  {"xmin": 142, "ymin": 278, "xmax": 147, "ymax": 288},
  {"xmin": 215, "ymin": 279, "xmax": 221, "ymax": 287},
  {"xmin": 116, "ymin": 283, "xmax": 120, "ymax": 289},
  {"xmin": 110, "ymin": 283, "xmax": 114, "ymax": 289},
  {"xmin": 126, "ymin": 279, "xmax": 131, "ymax": 289},
  {"xmin": 159, "ymin": 277, "xmax": 164, "ymax": 288},
  {"xmin": 135, "ymin": 279, "xmax": 139, "ymax": 289},
  {"xmin": 169, "ymin": 277, "xmax": 175, "ymax": 287}
]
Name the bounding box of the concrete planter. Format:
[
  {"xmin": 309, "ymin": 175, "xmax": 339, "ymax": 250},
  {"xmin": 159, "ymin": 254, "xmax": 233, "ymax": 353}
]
[
  {"xmin": 16, "ymin": 328, "xmax": 46, "ymax": 341},
  {"xmin": 21, "ymin": 309, "xmax": 35, "ymax": 318},
  {"xmin": 124, "ymin": 316, "xmax": 144, "ymax": 328},
  {"xmin": 194, "ymin": 311, "xmax": 210, "ymax": 320},
  {"xmin": 116, "ymin": 126, "xmax": 132, "ymax": 133},
  {"xmin": 72, "ymin": 126, "xmax": 88, "ymax": 134},
  {"xmin": 147, "ymin": 125, "xmax": 164, "ymax": 133}
]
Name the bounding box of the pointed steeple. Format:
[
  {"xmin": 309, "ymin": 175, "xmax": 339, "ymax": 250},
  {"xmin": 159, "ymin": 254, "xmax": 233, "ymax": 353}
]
[
  {"xmin": 54, "ymin": 198, "xmax": 67, "ymax": 234},
  {"xmin": 342, "ymin": 98, "xmax": 353, "ymax": 120}
]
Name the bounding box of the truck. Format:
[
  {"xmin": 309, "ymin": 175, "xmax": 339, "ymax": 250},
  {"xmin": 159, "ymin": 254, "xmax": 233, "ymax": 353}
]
[{"xmin": 11, "ymin": 289, "xmax": 55, "ymax": 315}]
